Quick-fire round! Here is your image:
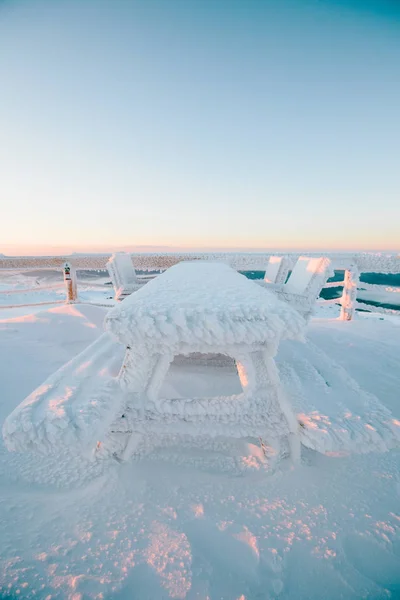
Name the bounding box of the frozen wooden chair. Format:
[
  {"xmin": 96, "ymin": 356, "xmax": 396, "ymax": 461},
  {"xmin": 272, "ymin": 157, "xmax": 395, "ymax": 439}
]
[
  {"xmin": 264, "ymin": 256, "xmax": 290, "ymax": 284},
  {"xmin": 262, "ymin": 256, "xmax": 333, "ymax": 321},
  {"xmin": 106, "ymin": 252, "xmax": 141, "ymax": 301}
]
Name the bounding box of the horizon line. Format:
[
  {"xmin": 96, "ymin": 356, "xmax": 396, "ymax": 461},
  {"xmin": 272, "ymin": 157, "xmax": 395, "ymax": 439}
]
[{"xmin": 1, "ymin": 246, "xmax": 399, "ymax": 258}]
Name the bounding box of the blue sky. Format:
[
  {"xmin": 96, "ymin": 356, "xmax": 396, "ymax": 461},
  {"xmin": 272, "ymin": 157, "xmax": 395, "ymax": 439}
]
[{"xmin": 1, "ymin": 0, "xmax": 399, "ymax": 254}]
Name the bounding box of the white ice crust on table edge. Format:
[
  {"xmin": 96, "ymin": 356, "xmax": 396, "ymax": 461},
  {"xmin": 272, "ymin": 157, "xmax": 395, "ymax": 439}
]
[{"xmin": 105, "ymin": 262, "xmax": 306, "ymax": 351}]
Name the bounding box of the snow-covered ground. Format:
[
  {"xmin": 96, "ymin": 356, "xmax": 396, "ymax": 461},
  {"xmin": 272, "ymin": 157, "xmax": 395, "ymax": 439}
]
[{"xmin": 0, "ymin": 287, "xmax": 399, "ymax": 598}]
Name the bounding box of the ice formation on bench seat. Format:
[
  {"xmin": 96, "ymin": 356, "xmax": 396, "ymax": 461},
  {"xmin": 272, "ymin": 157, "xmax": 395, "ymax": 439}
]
[
  {"xmin": 278, "ymin": 339, "xmax": 400, "ymax": 455},
  {"xmin": 3, "ymin": 333, "xmax": 126, "ymax": 455}
]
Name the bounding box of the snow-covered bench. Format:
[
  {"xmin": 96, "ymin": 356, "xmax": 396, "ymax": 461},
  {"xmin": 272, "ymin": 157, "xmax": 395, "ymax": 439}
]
[
  {"xmin": 260, "ymin": 256, "xmax": 333, "ymax": 321},
  {"xmin": 106, "ymin": 252, "xmax": 141, "ymax": 301}
]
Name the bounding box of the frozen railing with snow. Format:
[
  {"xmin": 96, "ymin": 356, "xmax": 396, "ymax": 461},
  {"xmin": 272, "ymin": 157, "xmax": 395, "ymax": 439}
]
[
  {"xmin": 0, "ymin": 277, "xmax": 67, "ymax": 308},
  {"xmin": 0, "ymin": 262, "xmax": 78, "ymax": 308},
  {"xmin": 0, "ymin": 252, "xmax": 399, "ymax": 319}
]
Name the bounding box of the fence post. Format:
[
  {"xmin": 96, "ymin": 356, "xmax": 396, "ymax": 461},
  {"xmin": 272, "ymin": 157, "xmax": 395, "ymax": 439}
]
[
  {"xmin": 63, "ymin": 262, "xmax": 78, "ymax": 303},
  {"xmin": 340, "ymin": 264, "xmax": 359, "ymax": 321}
]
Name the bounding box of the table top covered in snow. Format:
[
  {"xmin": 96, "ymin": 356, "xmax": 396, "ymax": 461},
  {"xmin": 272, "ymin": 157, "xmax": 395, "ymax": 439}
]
[{"xmin": 105, "ymin": 262, "xmax": 306, "ymax": 351}]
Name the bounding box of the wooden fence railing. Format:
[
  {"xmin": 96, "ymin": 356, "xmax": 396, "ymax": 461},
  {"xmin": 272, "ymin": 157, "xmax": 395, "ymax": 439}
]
[{"xmin": 0, "ymin": 252, "xmax": 399, "ymax": 320}]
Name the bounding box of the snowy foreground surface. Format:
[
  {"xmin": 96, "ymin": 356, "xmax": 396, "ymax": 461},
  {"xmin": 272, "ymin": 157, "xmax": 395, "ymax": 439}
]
[{"xmin": 0, "ymin": 303, "xmax": 399, "ymax": 599}]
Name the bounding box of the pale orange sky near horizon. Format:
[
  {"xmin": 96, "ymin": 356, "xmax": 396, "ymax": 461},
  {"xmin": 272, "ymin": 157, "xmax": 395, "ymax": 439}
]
[{"xmin": 1, "ymin": 238, "xmax": 399, "ymax": 257}]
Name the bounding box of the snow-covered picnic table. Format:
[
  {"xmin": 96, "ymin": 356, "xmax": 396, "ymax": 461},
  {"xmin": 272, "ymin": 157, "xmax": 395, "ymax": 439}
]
[
  {"xmin": 101, "ymin": 261, "xmax": 306, "ymax": 461},
  {"xmin": 106, "ymin": 261, "xmax": 305, "ymax": 353},
  {"xmin": 3, "ymin": 262, "xmax": 399, "ymax": 466}
]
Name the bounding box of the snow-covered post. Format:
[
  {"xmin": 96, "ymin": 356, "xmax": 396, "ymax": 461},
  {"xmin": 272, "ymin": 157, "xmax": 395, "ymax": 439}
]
[
  {"xmin": 340, "ymin": 264, "xmax": 359, "ymax": 321},
  {"xmin": 63, "ymin": 262, "xmax": 78, "ymax": 303}
]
